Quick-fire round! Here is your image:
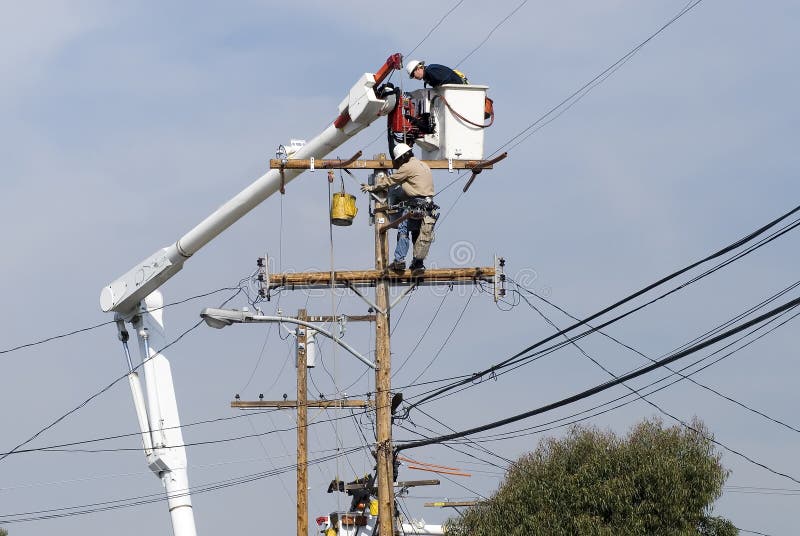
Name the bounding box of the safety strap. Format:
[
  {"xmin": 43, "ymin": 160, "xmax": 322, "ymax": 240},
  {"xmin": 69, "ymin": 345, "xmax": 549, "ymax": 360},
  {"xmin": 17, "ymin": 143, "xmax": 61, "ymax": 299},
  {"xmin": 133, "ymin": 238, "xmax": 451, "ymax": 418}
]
[{"xmin": 439, "ymin": 94, "xmax": 494, "ymax": 128}]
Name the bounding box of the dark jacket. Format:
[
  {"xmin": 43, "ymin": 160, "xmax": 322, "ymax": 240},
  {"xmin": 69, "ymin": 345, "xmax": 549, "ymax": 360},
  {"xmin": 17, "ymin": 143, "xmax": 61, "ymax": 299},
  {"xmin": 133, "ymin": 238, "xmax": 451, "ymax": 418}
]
[{"xmin": 423, "ymin": 64, "xmax": 465, "ymax": 87}]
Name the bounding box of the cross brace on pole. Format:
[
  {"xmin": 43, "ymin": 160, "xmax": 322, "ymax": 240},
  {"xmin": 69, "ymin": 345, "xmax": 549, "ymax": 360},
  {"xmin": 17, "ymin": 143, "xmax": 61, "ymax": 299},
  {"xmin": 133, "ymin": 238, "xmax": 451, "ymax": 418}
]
[
  {"xmin": 265, "ymin": 266, "xmax": 496, "ymax": 291},
  {"xmin": 269, "ymin": 158, "xmax": 496, "ymax": 171},
  {"xmin": 231, "ymin": 399, "xmax": 374, "ymax": 409}
]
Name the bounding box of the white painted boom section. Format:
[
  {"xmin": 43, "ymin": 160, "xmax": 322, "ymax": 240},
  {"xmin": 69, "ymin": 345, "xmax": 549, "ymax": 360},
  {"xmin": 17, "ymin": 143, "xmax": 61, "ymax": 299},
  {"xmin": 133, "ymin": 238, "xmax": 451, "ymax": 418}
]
[
  {"xmin": 134, "ymin": 292, "xmax": 197, "ymax": 536},
  {"xmin": 100, "ymin": 71, "xmax": 393, "ymax": 315}
]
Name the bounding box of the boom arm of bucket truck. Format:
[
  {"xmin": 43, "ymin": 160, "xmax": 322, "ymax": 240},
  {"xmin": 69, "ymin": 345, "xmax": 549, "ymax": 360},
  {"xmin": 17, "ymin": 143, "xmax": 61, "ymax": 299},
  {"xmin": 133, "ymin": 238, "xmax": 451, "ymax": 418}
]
[
  {"xmin": 101, "ymin": 52, "xmax": 403, "ymax": 316},
  {"xmin": 100, "ymin": 53, "xmax": 403, "ymax": 536}
]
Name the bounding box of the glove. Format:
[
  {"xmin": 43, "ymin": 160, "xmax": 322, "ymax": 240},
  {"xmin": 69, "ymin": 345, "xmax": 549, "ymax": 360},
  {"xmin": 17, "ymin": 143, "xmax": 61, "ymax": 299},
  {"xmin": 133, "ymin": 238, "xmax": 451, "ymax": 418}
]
[{"xmin": 360, "ymin": 183, "xmax": 374, "ymax": 193}]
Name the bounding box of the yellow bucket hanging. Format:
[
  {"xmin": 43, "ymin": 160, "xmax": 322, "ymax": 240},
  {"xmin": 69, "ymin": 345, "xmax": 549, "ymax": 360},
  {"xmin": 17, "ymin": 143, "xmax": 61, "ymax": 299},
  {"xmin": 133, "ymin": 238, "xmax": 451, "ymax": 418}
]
[{"xmin": 331, "ymin": 191, "xmax": 358, "ymax": 226}]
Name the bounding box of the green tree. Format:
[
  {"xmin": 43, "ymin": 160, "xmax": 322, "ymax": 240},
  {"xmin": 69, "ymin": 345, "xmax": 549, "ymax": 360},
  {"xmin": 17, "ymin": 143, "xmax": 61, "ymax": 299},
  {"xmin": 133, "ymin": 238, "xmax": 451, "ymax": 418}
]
[
  {"xmin": 446, "ymin": 418, "xmax": 737, "ymax": 536},
  {"xmin": 0, "ymin": 527, "xmax": 7, "ymax": 536}
]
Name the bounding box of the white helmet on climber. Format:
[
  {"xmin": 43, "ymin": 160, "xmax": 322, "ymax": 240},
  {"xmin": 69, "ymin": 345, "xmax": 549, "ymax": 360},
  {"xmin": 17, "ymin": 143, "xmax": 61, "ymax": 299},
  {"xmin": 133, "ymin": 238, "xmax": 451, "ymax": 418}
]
[{"xmin": 392, "ymin": 143, "xmax": 413, "ymax": 160}]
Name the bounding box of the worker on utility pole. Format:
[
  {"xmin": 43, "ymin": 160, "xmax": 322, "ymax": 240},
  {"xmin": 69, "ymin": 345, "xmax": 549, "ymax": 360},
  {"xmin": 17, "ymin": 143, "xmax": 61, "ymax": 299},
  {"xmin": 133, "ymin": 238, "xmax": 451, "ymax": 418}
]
[
  {"xmin": 361, "ymin": 143, "xmax": 437, "ymax": 276},
  {"xmin": 406, "ymin": 59, "xmax": 467, "ymax": 87}
]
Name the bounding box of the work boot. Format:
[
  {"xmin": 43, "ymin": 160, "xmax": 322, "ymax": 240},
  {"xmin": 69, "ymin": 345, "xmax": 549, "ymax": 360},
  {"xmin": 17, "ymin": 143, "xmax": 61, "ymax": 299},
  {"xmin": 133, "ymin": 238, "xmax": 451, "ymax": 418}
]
[
  {"xmin": 409, "ymin": 258, "xmax": 425, "ymax": 276},
  {"xmin": 388, "ymin": 260, "xmax": 406, "ymax": 272}
]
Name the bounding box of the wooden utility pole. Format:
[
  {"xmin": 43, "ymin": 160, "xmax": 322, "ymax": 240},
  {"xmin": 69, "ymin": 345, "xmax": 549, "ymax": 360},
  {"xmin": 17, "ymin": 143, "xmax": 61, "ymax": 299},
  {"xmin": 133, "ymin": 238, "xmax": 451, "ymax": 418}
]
[
  {"xmin": 230, "ymin": 311, "xmax": 375, "ymax": 536},
  {"xmin": 252, "ymin": 160, "xmax": 505, "ymax": 533},
  {"xmin": 296, "ymin": 308, "xmax": 308, "ymax": 536},
  {"xmin": 373, "ymin": 197, "xmax": 395, "ymax": 536}
]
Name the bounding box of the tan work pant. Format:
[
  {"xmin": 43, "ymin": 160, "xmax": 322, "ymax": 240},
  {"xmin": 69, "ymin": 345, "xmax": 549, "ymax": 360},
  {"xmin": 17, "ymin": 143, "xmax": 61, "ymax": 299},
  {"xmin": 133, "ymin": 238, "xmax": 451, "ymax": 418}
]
[{"xmin": 413, "ymin": 215, "xmax": 436, "ymax": 260}]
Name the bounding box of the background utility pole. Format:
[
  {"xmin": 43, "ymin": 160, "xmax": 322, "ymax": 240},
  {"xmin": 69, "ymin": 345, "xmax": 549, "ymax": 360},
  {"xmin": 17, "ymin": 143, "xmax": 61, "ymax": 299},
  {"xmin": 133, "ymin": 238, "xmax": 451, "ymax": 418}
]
[
  {"xmin": 296, "ymin": 309, "xmax": 308, "ymax": 536},
  {"xmin": 229, "ymin": 311, "xmax": 375, "ymax": 536},
  {"xmin": 373, "ymin": 196, "xmax": 395, "ymax": 536}
]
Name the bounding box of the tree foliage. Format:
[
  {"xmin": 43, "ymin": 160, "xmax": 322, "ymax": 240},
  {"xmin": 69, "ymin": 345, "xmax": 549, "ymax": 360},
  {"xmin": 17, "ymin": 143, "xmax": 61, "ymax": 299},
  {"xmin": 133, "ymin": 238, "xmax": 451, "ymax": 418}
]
[
  {"xmin": 0, "ymin": 527, "xmax": 7, "ymax": 536},
  {"xmin": 446, "ymin": 418, "xmax": 737, "ymax": 535}
]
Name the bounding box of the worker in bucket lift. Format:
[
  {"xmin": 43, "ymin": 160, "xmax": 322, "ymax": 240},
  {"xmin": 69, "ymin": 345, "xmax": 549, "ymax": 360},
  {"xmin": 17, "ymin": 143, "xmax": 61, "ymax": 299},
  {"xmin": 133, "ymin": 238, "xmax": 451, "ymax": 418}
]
[
  {"xmin": 361, "ymin": 143, "xmax": 437, "ymax": 276},
  {"xmin": 406, "ymin": 59, "xmax": 467, "ymax": 87}
]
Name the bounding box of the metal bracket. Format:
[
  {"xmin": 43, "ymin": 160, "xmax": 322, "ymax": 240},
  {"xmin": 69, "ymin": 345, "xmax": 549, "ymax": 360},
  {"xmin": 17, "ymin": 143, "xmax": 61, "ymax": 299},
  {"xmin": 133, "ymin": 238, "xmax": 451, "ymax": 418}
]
[
  {"xmin": 448, "ymin": 158, "xmax": 453, "ymax": 173},
  {"xmin": 389, "ymin": 282, "xmax": 418, "ymax": 310},
  {"xmin": 345, "ymin": 282, "xmax": 386, "ymax": 316},
  {"xmin": 310, "ymin": 157, "xmax": 315, "ymax": 172},
  {"xmin": 493, "ymin": 255, "xmax": 506, "ymax": 303},
  {"xmin": 257, "ymin": 255, "xmax": 270, "ymax": 300}
]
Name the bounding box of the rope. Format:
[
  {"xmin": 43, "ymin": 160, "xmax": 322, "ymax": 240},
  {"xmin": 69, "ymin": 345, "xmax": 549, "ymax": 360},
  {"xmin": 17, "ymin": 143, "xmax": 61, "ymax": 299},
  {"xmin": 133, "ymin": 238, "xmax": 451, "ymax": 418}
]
[
  {"xmin": 326, "ymin": 175, "xmax": 343, "ymax": 510},
  {"xmin": 438, "ymin": 94, "xmax": 494, "ymax": 128}
]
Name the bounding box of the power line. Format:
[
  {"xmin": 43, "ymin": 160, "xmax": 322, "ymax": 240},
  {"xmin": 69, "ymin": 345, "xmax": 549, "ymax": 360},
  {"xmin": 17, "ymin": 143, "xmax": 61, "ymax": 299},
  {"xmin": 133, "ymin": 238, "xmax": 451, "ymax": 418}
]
[
  {"xmin": 392, "ymin": 290, "xmax": 450, "ymax": 379},
  {"xmin": 451, "ymin": 306, "xmax": 800, "ymax": 445},
  {"xmin": 454, "ymin": 0, "xmax": 529, "ymax": 68},
  {"xmin": 407, "ymin": 289, "xmax": 475, "ymax": 386},
  {"xmin": 0, "ymin": 286, "xmax": 242, "ymax": 357},
  {"xmin": 514, "ymin": 280, "xmax": 800, "ymax": 436},
  {"xmin": 395, "ymin": 292, "xmax": 800, "ymax": 452},
  {"xmin": 408, "ymin": 213, "xmax": 800, "ymax": 405},
  {"xmin": 736, "ymin": 528, "xmax": 774, "ymax": 536},
  {"xmin": 404, "ymin": 205, "xmax": 800, "ymax": 411},
  {"xmin": 9, "ymin": 408, "xmax": 369, "ymax": 456},
  {"xmin": 406, "ymin": 406, "xmax": 512, "ymax": 467},
  {"xmin": 498, "ymin": 0, "xmax": 704, "ymax": 155},
  {"xmin": 488, "ymin": 279, "xmax": 800, "ymax": 492},
  {"xmin": 405, "ymin": 0, "xmax": 465, "ymax": 58},
  {"xmin": 0, "ymin": 288, "xmax": 245, "ymax": 463},
  {"xmin": 0, "ymin": 446, "xmax": 367, "ymax": 523},
  {"xmin": 436, "ymin": 0, "xmax": 705, "ymax": 196}
]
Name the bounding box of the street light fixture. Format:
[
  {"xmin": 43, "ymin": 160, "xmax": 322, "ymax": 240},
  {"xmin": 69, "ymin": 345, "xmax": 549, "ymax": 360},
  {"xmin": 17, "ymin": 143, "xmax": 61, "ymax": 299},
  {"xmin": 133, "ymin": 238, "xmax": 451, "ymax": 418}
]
[{"xmin": 200, "ymin": 307, "xmax": 375, "ymax": 369}]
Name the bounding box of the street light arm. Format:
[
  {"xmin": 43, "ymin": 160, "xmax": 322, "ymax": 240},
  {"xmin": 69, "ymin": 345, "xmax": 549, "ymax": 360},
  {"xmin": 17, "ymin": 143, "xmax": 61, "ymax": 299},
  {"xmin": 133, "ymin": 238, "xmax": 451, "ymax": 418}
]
[{"xmin": 200, "ymin": 308, "xmax": 376, "ymax": 370}]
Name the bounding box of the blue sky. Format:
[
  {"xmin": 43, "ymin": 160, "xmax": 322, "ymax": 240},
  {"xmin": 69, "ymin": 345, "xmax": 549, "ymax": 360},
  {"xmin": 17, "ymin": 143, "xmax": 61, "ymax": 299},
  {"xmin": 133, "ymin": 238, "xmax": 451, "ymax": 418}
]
[{"xmin": 1, "ymin": 1, "xmax": 799, "ymax": 534}]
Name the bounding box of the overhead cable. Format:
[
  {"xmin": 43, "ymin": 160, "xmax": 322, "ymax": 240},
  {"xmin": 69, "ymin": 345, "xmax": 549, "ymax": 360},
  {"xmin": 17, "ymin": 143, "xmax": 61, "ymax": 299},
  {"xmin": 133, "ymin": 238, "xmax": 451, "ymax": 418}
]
[
  {"xmin": 405, "ymin": 204, "xmax": 800, "ymax": 410},
  {"xmin": 0, "ymin": 286, "xmax": 242, "ymax": 357},
  {"xmin": 0, "ymin": 288, "xmax": 244, "ymax": 463},
  {"xmin": 447, "ymin": 307, "xmax": 800, "ymax": 445},
  {"xmin": 516, "ymin": 281, "xmax": 800, "ymax": 435},
  {"xmin": 395, "ymin": 293, "xmax": 800, "ymax": 452}
]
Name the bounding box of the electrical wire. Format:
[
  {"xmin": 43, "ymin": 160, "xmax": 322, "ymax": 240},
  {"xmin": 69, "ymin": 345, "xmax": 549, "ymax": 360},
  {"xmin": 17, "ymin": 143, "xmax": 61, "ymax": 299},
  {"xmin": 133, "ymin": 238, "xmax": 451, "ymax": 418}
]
[
  {"xmin": 0, "ymin": 445, "xmax": 368, "ymax": 523},
  {"xmin": 243, "ymin": 413, "xmax": 295, "ymax": 505},
  {"xmin": 513, "ymin": 283, "xmax": 800, "ymax": 494},
  {"xmin": 404, "ymin": 406, "xmax": 511, "ymax": 467},
  {"xmin": 0, "ymin": 287, "xmax": 246, "ymax": 463},
  {"xmin": 392, "ymin": 290, "xmax": 450, "ymax": 379},
  {"xmin": 12, "ymin": 408, "xmax": 370, "ymax": 456},
  {"xmin": 514, "ymin": 279, "xmax": 800, "ymax": 436},
  {"xmin": 406, "ymin": 214, "xmax": 799, "ymax": 405},
  {"xmin": 0, "ymin": 407, "xmax": 283, "ymax": 455},
  {"xmin": 404, "ymin": 205, "xmax": 800, "ymax": 411},
  {"xmin": 443, "ymin": 306, "xmax": 800, "ymax": 445},
  {"xmin": 395, "ymin": 292, "xmax": 800, "ymax": 452},
  {"xmin": 397, "ymin": 308, "xmax": 800, "ymax": 491},
  {"xmin": 411, "ymin": 302, "xmax": 800, "ymax": 445},
  {"xmin": 0, "ymin": 286, "xmax": 243, "ymax": 357},
  {"xmin": 405, "ymin": 0, "xmax": 465, "ymax": 58},
  {"xmin": 736, "ymin": 529, "xmax": 774, "ymax": 536},
  {"xmin": 436, "ymin": 0, "xmax": 705, "ymax": 197},
  {"xmin": 406, "ymin": 289, "xmax": 475, "ymax": 386},
  {"xmin": 454, "ymin": 0, "xmax": 528, "ymax": 68}
]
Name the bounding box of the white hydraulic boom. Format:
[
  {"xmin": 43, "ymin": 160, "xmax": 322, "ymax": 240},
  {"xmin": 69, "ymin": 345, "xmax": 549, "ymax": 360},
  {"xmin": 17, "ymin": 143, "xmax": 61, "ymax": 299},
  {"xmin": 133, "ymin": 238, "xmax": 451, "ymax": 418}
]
[{"xmin": 101, "ymin": 53, "xmax": 403, "ymax": 536}]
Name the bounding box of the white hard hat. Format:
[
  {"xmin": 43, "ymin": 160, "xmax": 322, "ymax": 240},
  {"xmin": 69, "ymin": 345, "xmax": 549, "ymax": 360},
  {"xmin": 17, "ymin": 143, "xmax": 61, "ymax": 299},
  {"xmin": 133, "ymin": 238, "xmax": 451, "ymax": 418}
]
[
  {"xmin": 406, "ymin": 59, "xmax": 424, "ymax": 78},
  {"xmin": 393, "ymin": 143, "xmax": 412, "ymax": 160}
]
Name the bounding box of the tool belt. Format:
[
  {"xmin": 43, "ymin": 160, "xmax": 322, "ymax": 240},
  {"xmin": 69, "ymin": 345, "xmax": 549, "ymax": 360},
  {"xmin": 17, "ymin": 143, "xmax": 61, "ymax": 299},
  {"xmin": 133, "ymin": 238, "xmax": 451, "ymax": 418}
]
[{"xmin": 396, "ymin": 196, "xmax": 439, "ymax": 220}]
